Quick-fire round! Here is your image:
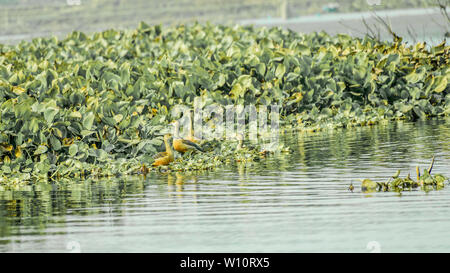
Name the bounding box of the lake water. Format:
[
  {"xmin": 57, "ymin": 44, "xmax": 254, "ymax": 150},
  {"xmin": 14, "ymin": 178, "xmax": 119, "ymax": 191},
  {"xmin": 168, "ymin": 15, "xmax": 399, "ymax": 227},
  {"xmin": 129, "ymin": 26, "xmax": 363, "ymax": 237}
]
[{"xmin": 0, "ymin": 119, "xmax": 449, "ymax": 253}]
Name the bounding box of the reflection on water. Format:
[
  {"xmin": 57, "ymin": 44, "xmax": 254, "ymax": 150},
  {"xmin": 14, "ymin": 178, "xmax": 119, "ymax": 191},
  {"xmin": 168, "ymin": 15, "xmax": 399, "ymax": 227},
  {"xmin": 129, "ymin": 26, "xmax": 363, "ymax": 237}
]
[{"xmin": 0, "ymin": 119, "xmax": 449, "ymax": 252}]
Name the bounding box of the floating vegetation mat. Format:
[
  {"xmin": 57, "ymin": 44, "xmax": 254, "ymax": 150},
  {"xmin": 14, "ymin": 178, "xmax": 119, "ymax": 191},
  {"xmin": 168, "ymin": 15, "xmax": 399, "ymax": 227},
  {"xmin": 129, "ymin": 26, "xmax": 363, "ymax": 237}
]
[
  {"xmin": 0, "ymin": 22, "xmax": 449, "ymax": 186},
  {"xmin": 352, "ymin": 157, "xmax": 450, "ymax": 193}
]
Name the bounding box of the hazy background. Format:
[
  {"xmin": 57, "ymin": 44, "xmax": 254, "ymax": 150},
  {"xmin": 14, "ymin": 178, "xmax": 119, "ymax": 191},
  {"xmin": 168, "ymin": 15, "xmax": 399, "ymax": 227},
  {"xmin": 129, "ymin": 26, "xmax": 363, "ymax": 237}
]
[{"xmin": 0, "ymin": 0, "xmax": 449, "ymax": 44}]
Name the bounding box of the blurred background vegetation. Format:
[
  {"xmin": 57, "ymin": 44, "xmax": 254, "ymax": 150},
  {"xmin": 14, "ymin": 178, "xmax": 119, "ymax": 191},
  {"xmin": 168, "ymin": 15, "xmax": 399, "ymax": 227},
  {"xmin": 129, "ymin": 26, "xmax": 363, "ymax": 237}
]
[{"xmin": 0, "ymin": 0, "xmax": 440, "ymax": 43}]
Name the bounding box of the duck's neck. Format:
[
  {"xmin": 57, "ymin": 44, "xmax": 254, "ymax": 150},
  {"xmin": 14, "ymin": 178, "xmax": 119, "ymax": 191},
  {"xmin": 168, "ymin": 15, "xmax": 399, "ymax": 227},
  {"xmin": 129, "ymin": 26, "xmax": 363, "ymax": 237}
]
[
  {"xmin": 188, "ymin": 120, "xmax": 194, "ymax": 139},
  {"xmin": 165, "ymin": 138, "xmax": 173, "ymax": 155}
]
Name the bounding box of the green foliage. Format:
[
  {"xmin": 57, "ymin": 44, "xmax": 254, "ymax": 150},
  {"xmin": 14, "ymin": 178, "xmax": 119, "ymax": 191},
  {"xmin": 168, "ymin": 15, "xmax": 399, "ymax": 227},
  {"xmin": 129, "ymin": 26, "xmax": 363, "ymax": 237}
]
[
  {"xmin": 0, "ymin": 23, "xmax": 449, "ymax": 185},
  {"xmin": 359, "ymin": 157, "xmax": 449, "ymax": 193}
]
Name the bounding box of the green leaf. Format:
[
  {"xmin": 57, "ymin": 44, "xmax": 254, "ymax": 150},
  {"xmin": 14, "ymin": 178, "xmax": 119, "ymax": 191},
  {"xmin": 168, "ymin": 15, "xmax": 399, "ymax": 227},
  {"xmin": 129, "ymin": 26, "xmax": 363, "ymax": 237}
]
[
  {"xmin": 286, "ymin": 72, "xmax": 299, "ymax": 82},
  {"xmin": 113, "ymin": 114, "xmax": 124, "ymax": 123},
  {"xmin": 82, "ymin": 112, "xmax": 95, "ymax": 130},
  {"xmin": 49, "ymin": 136, "xmax": 61, "ymax": 151},
  {"xmin": 405, "ymin": 71, "xmax": 423, "ymax": 84},
  {"xmin": 44, "ymin": 107, "xmax": 59, "ymax": 124},
  {"xmin": 69, "ymin": 111, "xmax": 82, "ymax": 119},
  {"xmin": 34, "ymin": 145, "xmax": 48, "ymax": 155},
  {"xmin": 29, "ymin": 118, "xmax": 40, "ymax": 134},
  {"xmin": 230, "ymin": 83, "xmax": 244, "ymax": 98},
  {"xmin": 296, "ymin": 44, "xmax": 311, "ymax": 55},
  {"xmin": 80, "ymin": 130, "xmax": 96, "ymax": 138},
  {"xmin": 275, "ymin": 63, "xmax": 286, "ymax": 79},
  {"xmin": 433, "ymin": 76, "xmax": 447, "ymax": 93},
  {"xmin": 69, "ymin": 144, "xmax": 78, "ymax": 157},
  {"xmin": 413, "ymin": 106, "xmax": 426, "ymax": 119},
  {"xmin": 257, "ymin": 63, "xmax": 266, "ymax": 76}
]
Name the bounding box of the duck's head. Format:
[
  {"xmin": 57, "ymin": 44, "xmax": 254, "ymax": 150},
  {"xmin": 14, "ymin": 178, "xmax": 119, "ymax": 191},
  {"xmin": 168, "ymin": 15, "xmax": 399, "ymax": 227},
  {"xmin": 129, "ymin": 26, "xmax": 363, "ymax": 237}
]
[
  {"xmin": 163, "ymin": 133, "xmax": 172, "ymax": 142},
  {"xmin": 169, "ymin": 120, "xmax": 180, "ymax": 127}
]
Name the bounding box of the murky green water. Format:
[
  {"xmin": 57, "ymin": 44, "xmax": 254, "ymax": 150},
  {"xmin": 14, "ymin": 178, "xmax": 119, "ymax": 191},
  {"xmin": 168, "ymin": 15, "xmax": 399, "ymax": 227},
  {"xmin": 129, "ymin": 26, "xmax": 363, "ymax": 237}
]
[{"xmin": 1, "ymin": 119, "xmax": 449, "ymax": 253}]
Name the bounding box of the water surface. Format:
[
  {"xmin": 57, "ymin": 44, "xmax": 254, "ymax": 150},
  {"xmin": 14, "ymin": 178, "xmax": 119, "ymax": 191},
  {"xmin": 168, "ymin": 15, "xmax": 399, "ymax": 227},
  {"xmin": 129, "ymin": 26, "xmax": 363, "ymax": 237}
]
[{"xmin": 1, "ymin": 119, "xmax": 449, "ymax": 252}]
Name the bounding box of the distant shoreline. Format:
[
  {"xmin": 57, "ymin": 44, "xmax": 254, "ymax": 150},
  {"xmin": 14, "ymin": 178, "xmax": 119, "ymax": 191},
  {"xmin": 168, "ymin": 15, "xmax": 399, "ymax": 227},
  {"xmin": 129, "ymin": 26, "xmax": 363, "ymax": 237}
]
[
  {"xmin": 0, "ymin": 7, "xmax": 448, "ymax": 45},
  {"xmin": 239, "ymin": 7, "xmax": 448, "ymax": 45}
]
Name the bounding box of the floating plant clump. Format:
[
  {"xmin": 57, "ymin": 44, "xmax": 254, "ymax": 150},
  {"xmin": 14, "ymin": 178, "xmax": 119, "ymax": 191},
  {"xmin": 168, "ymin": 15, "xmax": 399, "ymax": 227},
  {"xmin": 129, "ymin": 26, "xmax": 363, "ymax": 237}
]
[
  {"xmin": 0, "ymin": 22, "xmax": 449, "ymax": 186},
  {"xmin": 354, "ymin": 157, "xmax": 449, "ymax": 193}
]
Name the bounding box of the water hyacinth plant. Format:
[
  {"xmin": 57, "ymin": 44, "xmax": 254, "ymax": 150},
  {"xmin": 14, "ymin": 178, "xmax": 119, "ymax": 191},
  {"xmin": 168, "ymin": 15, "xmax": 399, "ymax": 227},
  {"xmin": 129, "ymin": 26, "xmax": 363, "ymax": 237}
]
[
  {"xmin": 358, "ymin": 157, "xmax": 449, "ymax": 193},
  {"xmin": 0, "ymin": 22, "xmax": 449, "ymax": 186}
]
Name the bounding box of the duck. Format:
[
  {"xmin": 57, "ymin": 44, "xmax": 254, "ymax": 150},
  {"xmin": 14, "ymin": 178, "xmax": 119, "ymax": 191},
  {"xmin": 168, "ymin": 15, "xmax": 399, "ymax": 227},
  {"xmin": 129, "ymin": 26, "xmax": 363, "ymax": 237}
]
[
  {"xmin": 152, "ymin": 134, "xmax": 174, "ymax": 166},
  {"xmin": 171, "ymin": 120, "xmax": 204, "ymax": 153}
]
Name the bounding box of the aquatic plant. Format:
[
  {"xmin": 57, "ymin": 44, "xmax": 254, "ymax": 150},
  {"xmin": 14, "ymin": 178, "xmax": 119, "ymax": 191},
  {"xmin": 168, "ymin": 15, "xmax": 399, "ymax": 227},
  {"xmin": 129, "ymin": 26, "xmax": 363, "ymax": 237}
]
[
  {"xmin": 357, "ymin": 157, "xmax": 449, "ymax": 193},
  {"xmin": 0, "ymin": 23, "xmax": 449, "ymax": 185}
]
